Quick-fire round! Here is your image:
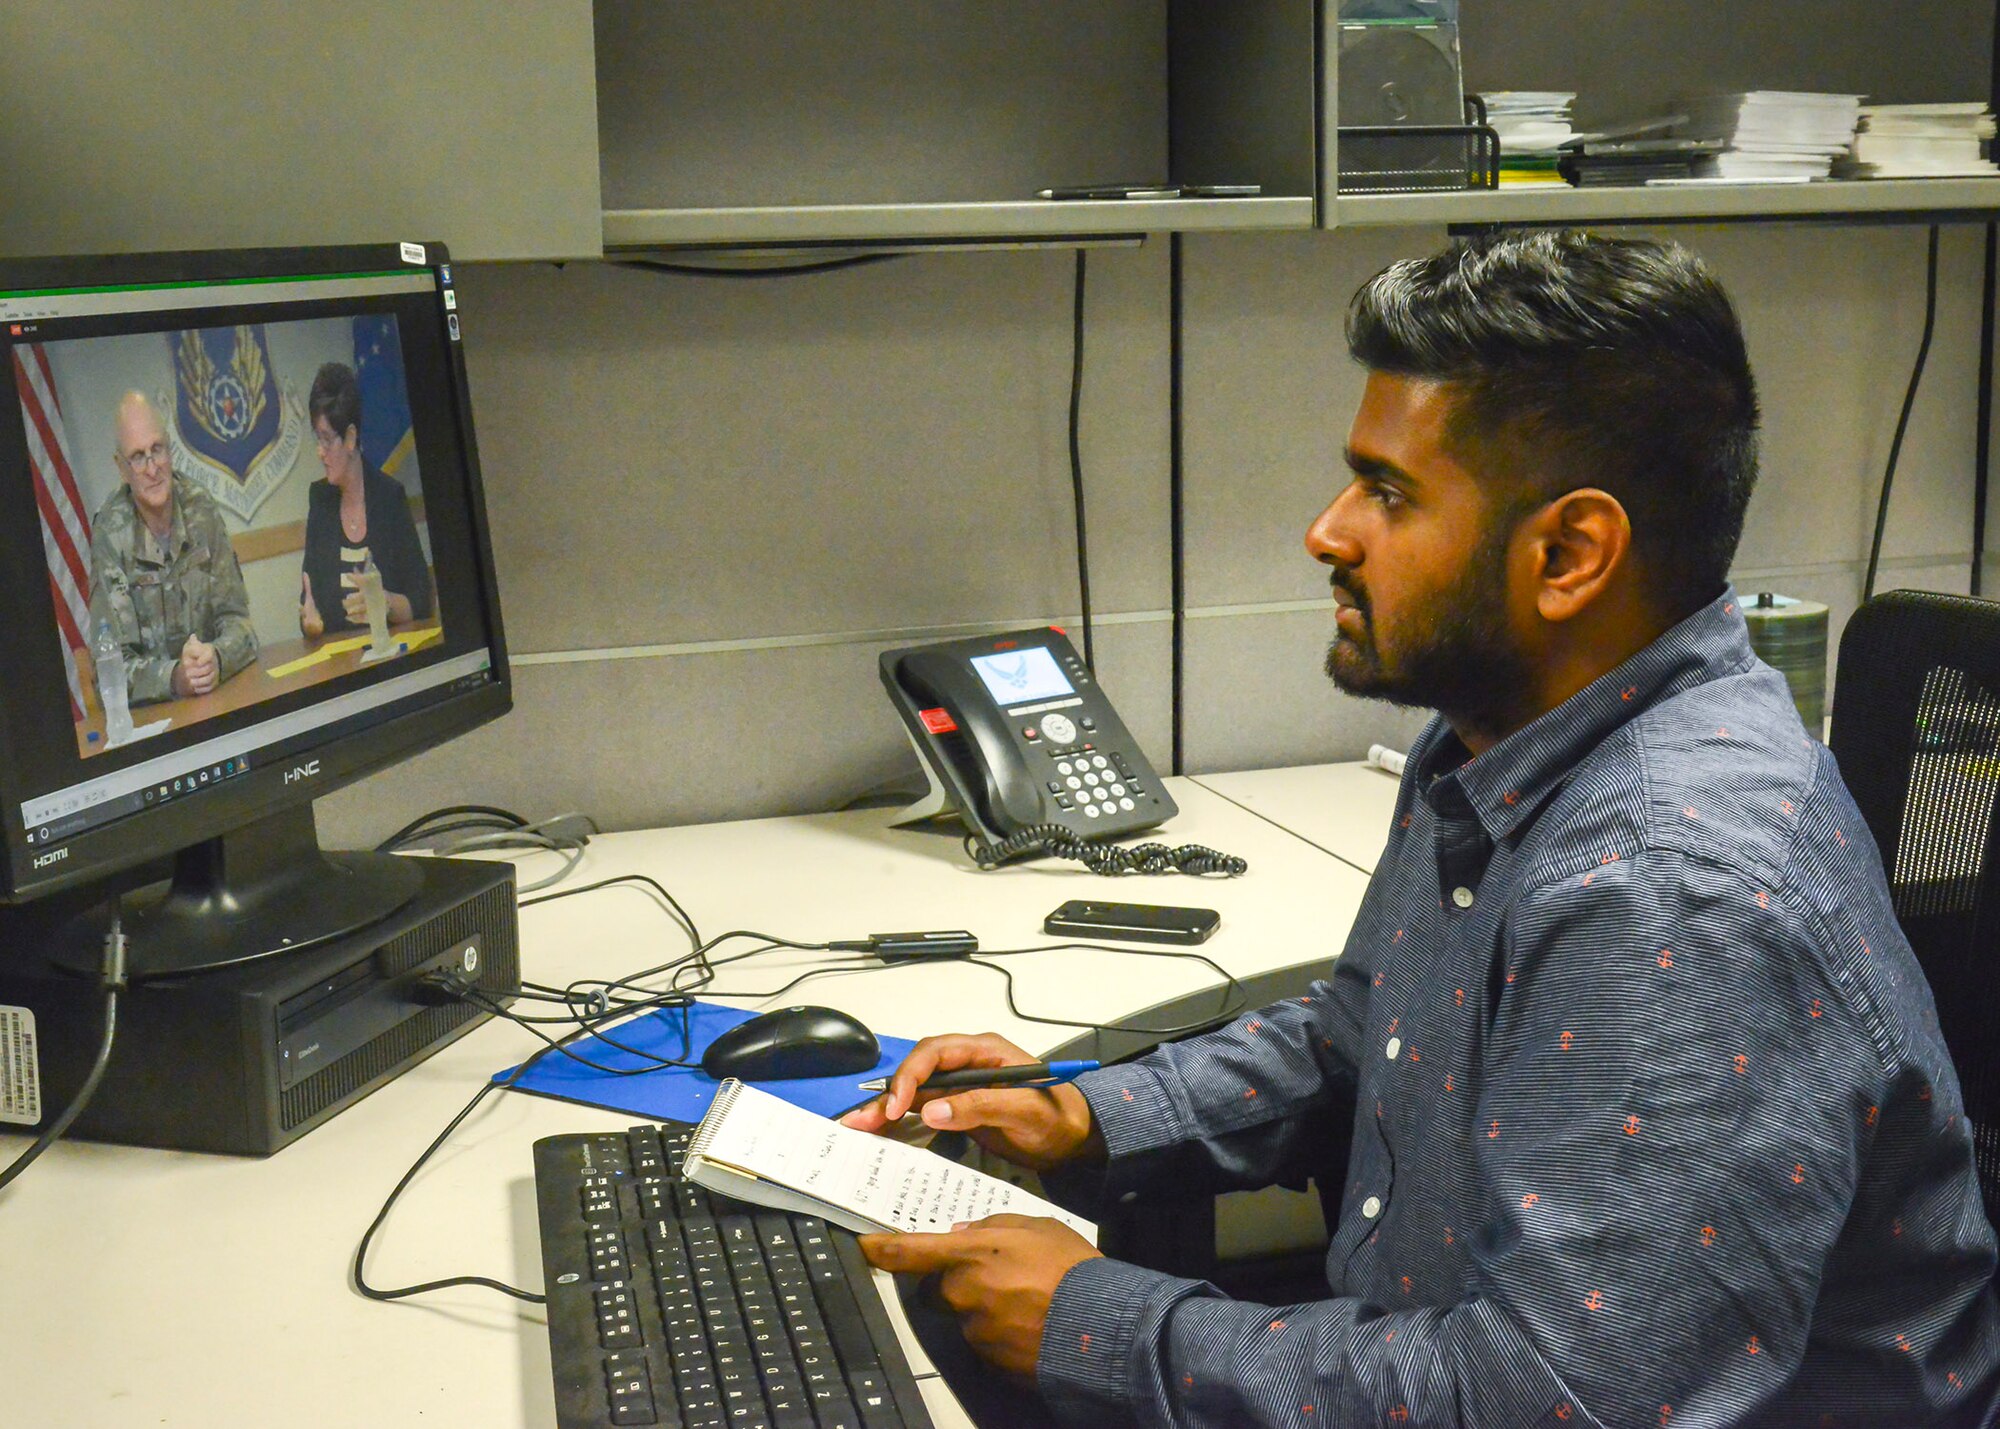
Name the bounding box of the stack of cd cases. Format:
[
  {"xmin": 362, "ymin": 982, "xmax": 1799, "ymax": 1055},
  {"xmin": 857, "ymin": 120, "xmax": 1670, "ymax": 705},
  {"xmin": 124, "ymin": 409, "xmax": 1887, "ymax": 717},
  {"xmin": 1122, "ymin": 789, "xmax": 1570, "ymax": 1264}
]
[{"xmin": 1558, "ymin": 138, "xmax": 1724, "ymax": 187}]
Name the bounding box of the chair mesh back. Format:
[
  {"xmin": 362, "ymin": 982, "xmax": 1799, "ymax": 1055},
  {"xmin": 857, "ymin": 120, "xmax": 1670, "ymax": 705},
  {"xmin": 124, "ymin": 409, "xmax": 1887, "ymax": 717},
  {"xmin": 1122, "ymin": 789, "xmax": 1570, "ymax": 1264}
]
[
  {"xmin": 1829, "ymin": 592, "xmax": 2000, "ymax": 1228},
  {"xmin": 1893, "ymin": 664, "xmax": 2000, "ymax": 920}
]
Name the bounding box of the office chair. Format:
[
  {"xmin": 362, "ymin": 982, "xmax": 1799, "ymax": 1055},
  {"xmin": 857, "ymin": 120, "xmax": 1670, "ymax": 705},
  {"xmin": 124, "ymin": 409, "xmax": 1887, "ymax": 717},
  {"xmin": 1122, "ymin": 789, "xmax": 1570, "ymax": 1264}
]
[{"xmin": 1828, "ymin": 590, "xmax": 2000, "ymax": 1228}]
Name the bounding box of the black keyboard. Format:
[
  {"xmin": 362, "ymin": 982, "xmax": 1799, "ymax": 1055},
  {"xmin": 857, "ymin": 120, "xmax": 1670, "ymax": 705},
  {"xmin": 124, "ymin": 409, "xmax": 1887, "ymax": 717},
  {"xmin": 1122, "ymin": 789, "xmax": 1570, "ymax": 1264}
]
[{"xmin": 534, "ymin": 1122, "xmax": 935, "ymax": 1429}]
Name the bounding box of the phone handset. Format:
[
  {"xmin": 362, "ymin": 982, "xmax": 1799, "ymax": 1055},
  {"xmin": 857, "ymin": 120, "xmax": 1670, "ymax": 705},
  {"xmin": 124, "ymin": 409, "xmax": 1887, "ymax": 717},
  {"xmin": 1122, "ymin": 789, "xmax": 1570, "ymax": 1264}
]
[{"xmin": 894, "ymin": 650, "xmax": 1046, "ymax": 838}]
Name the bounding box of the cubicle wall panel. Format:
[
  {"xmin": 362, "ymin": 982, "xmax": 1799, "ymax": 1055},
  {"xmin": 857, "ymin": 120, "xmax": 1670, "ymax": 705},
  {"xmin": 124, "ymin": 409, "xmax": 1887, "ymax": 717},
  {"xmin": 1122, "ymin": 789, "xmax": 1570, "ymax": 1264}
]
[
  {"xmin": 1178, "ymin": 228, "xmax": 1435, "ymax": 612},
  {"xmin": 1178, "ymin": 608, "xmax": 1434, "ymax": 776},
  {"xmin": 317, "ymin": 618, "xmax": 1174, "ymax": 846},
  {"xmin": 1178, "ymin": 223, "xmax": 1987, "ymax": 614},
  {"xmin": 0, "ymin": 2, "xmax": 601, "ymax": 261},
  {"xmin": 595, "ymin": 0, "xmax": 1168, "ymax": 210},
  {"xmin": 454, "ymin": 248, "xmax": 1170, "ymax": 654},
  {"xmin": 1711, "ymin": 224, "xmax": 1987, "ymax": 581}
]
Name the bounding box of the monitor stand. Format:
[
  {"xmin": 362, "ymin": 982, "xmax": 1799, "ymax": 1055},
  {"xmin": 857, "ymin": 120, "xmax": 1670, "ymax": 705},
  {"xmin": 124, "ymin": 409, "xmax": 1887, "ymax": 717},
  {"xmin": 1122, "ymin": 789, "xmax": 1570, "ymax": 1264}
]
[{"xmin": 53, "ymin": 804, "xmax": 421, "ymax": 981}]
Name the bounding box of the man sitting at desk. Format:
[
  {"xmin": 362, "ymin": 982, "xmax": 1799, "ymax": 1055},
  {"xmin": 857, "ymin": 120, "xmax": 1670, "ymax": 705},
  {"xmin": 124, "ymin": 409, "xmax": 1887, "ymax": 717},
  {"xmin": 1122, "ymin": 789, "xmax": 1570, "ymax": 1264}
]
[
  {"xmin": 846, "ymin": 231, "xmax": 2000, "ymax": 1426},
  {"xmin": 86, "ymin": 391, "xmax": 256, "ymax": 704}
]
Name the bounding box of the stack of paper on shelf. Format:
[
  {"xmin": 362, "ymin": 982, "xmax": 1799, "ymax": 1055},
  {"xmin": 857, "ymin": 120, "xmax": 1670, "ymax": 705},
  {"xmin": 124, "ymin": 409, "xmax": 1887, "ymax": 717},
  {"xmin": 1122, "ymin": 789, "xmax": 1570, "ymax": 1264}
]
[
  {"xmin": 1484, "ymin": 91, "xmax": 1577, "ymax": 185},
  {"xmin": 1678, "ymin": 92, "xmax": 1864, "ymax": 180},
  {"xmin": 1837, "ymin": 103, "xmax": 1999, "ymax": 178}
]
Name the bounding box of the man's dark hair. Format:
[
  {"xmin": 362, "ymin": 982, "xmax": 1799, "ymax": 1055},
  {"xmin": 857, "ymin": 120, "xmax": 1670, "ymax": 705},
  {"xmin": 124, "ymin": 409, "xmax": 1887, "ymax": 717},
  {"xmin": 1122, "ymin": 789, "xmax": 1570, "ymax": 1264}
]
[
  {"xmin": 308, "ymin": 361, "xmax": 363, "ymax": 442},
  {"xmin": 1347, "ymin": 229, "xmax": 1759, "ymax": 619}
]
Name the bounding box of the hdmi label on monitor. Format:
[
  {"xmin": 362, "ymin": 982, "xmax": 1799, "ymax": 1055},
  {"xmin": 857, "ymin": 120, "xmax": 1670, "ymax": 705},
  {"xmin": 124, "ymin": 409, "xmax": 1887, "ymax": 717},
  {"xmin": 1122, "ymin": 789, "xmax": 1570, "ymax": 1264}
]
[{"xmin": 0, "ymin": 1005, "xmax": 41, "ymax": 1126}]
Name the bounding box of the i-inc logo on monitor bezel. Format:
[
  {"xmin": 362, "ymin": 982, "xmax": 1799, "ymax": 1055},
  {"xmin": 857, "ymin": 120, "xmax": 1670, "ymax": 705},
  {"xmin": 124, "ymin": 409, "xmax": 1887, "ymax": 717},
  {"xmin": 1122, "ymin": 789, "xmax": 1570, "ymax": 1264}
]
[{"xmin": 282, "ymin": 759, "xmax": 322, "ymax": 786}]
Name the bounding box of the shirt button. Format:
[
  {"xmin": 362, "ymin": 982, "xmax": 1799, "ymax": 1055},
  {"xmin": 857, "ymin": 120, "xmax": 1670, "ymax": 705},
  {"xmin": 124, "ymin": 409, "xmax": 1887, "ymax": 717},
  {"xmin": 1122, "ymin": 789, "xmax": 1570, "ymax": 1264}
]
[
  {"xmin": 1361, "ymin": 1196, "xmax": 1382, "ymax": 1219},
  {"xmin": 1385, "ymin": 1037, "xmax": 1402, "ymax": 1060},
  {"xmin": 1452, "ymin": 886, "xmax": 1475, "ymax": 908}
]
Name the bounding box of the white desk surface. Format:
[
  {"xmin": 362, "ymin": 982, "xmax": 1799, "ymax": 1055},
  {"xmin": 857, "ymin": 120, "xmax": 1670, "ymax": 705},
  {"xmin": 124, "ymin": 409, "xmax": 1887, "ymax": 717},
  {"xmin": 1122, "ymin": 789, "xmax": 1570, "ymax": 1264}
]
[
  {"xmin": 0, "ymin": 777, "xmax": 1371, "ymax": 1429},
  {"xmin": 1192, "ymin": 760, "xmax": 1406, "ymax": 875}
]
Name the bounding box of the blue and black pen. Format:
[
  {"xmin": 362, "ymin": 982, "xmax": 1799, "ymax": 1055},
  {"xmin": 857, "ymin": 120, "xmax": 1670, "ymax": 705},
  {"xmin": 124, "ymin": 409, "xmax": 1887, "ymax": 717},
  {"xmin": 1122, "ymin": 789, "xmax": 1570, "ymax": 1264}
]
[{"xmin": 857, "ymin": 1059, "xmax": 1098, "ymax": 1093}]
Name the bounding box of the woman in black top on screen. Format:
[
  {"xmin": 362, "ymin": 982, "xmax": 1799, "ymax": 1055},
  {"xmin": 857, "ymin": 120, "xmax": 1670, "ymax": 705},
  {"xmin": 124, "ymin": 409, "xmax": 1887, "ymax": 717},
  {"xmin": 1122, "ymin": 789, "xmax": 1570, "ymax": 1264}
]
[{"xmin": 298, "ymin": 361, "xmax": 434, "ymax": 640}]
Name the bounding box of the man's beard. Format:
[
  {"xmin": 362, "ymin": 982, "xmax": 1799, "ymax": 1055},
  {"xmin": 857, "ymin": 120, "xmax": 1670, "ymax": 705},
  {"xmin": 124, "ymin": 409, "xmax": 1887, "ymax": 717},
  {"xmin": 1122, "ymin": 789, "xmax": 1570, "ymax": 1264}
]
[{"xmin": 1323, "ymin": 525, "xmax": 1539, "ymax": 738}]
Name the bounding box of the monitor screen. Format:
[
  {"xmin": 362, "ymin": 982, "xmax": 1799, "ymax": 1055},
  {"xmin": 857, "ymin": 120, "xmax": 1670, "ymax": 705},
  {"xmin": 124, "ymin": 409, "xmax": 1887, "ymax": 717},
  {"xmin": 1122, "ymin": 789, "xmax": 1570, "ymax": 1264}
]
[{"xmin": 0, "ymin": 244, "xmax": 509, "ymax": 971}]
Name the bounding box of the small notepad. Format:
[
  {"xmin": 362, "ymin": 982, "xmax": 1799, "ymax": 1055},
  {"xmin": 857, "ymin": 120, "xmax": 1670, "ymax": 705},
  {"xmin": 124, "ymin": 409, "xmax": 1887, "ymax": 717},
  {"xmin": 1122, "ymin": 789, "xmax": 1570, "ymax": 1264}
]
[{"xmin": 684, "ymin": 1079, "xmax": 1096, "ymax": 1243}]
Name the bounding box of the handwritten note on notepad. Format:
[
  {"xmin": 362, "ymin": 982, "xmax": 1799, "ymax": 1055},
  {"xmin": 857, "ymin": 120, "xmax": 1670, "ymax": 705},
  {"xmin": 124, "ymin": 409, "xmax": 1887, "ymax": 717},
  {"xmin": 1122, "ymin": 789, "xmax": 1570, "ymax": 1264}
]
[{"xmin": 683, "ymin": 1079, "xmax": 1096, "ymax": 1243}]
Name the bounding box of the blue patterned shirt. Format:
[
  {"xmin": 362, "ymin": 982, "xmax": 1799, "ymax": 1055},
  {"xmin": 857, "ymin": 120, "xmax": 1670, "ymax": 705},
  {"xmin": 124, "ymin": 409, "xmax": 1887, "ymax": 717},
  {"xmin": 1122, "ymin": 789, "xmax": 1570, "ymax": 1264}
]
[{"xmin": 1038, "ymin": 590, "xmax": 2000, "ymax": 1427}]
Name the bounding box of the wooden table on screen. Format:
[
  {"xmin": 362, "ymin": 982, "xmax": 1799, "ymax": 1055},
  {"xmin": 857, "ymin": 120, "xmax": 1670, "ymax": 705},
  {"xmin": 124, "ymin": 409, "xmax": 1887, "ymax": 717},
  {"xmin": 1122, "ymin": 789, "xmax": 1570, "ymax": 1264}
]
[{"xmin": 73, "ymin": 619, "xmax": 444, "ymax": 756}]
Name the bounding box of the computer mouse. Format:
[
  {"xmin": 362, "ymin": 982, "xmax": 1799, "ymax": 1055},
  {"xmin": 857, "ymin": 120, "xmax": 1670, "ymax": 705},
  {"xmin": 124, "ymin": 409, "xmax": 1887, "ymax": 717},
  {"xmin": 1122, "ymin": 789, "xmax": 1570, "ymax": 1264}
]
[{"xmin": 699, "ymin": 1005, "xmax": 882, "ymax": 1082}]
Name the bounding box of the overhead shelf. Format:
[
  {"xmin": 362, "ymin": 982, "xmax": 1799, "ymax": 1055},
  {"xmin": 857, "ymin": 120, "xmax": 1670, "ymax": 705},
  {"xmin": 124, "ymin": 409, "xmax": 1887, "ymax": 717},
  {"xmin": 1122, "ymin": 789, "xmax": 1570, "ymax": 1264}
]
[
  {"xmin": 1330, "ymin": 177, "xmax": 2000, "ymax": 228},
  {"xmin": 593, "ymin": 0, "xmax": 1317, "ymax": 255},
  {"xmin": 587, "ymin": 0, "xmax": 1995, "ymax": 253},
  {"xmin": 602, "ymin": 197, "xmax": 1314, "ymax": 252}
]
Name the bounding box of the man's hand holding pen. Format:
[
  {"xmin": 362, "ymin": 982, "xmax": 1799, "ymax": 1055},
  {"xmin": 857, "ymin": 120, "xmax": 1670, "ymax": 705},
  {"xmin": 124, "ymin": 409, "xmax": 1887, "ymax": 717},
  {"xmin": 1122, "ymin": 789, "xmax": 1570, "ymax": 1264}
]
[
  {"xmin": 843, "ymin": 1031, "xmax": 1108, "ymax": 1375},
  {"xmin": 839, "ymin": 1032, "xmax": 1104, "ymax": 1174}
]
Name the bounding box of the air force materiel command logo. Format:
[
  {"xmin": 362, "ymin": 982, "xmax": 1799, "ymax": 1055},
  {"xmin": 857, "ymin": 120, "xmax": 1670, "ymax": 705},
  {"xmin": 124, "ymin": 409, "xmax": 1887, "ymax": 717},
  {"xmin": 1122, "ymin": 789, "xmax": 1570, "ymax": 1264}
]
[{"xmin": 167, "ymin": 323, "xmax": 305, "ymax": 522}]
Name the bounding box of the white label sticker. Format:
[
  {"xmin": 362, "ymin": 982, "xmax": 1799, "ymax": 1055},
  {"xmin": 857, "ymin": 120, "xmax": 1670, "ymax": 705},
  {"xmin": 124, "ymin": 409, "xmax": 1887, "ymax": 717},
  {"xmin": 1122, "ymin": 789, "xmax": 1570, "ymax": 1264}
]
[
  {"xmin": 0, "ymin": 1004, "xmax": 41, "ymax": 1126},
  {"xmin": 400, "ymin": 241, "xmax": 427, "ymax": 266}
]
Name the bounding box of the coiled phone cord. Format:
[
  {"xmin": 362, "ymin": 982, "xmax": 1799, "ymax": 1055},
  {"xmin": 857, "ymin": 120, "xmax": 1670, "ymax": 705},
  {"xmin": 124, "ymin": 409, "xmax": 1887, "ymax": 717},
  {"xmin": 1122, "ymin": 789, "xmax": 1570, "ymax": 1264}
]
[{"xmin": 966, "ymin": 823, "xmax": 1247, "ymax": 876}]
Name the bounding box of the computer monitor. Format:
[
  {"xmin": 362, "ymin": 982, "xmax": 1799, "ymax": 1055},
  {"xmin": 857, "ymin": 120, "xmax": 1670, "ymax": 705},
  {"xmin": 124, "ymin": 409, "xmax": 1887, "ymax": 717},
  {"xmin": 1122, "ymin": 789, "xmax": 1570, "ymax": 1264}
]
[{"xmin": 0, "ymin": 243, "xmax": 509, "ymax": 979}]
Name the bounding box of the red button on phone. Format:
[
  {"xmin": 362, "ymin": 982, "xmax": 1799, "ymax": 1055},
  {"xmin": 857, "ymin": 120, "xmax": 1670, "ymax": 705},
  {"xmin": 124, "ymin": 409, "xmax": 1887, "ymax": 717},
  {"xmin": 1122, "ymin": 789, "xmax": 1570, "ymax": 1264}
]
[{"xmin": 919, "ymin": 707, "xmax": 958, "ymax": 735}]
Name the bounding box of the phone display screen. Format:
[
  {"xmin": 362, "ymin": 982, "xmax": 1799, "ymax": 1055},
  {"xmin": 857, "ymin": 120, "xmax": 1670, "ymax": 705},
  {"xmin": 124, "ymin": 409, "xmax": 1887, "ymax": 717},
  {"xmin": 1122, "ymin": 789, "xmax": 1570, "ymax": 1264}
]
[{"xmin": 968, "ymin": 647, "xmax": 1073, "ymax": 707}]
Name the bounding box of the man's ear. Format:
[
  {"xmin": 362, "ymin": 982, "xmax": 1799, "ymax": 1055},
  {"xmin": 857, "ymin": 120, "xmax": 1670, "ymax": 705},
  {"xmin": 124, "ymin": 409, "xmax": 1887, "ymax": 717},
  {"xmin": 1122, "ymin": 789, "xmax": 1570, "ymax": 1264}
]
[{"xmin": 1525, "ymin": 488, "xmax": 1631, "ymax": 623}]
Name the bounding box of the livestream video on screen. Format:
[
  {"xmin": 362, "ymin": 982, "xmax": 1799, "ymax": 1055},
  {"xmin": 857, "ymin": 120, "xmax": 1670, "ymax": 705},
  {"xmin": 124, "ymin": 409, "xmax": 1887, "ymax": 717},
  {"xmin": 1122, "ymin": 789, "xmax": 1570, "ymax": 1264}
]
[{"xmin": 15, "ymin": 315, "xmax": 447, "ymax": 760}]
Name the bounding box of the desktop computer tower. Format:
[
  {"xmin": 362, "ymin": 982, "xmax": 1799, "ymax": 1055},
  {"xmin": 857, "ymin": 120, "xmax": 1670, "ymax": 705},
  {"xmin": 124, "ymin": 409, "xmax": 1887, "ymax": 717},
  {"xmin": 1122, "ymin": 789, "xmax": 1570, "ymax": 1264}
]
[{"xmin": 0, "ymin": 856, "xmax": 517, "ymax": 1155}]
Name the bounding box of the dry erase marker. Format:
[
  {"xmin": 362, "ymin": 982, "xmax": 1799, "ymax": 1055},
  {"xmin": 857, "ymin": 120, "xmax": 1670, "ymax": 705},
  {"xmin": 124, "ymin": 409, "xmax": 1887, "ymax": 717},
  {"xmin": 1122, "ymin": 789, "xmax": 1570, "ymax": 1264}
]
[{"xmin": 858, "ymin": 1060, "xmax": 1098, "ymax": 1093}]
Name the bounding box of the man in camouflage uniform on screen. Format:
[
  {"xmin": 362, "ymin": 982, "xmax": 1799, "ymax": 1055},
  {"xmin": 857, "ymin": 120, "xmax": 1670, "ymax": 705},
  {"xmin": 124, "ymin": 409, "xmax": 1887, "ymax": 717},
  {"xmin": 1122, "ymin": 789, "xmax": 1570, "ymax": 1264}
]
[{"xmin": 86, "ymin": 391, "xmax": 257, "ymax": 704}]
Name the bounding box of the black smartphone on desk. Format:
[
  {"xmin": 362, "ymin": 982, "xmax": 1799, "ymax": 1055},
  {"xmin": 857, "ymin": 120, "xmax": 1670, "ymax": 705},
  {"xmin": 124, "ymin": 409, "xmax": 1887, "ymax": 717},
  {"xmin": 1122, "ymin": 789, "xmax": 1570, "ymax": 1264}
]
[{"xmin": 1044, "ymin": 899, "xmax": 1220, "ymax": 945}]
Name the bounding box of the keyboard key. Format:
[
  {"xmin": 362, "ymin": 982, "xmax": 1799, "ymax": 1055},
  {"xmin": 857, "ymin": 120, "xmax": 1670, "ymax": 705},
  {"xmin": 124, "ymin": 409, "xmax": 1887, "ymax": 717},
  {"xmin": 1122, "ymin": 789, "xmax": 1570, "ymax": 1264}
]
[
  {"xmin": 846, "ymin": 1369, "xmax": 905, "ymax": 1428},
  {"xmin": 603, "ymin": 1350, "xmax": 658, "ymax": 1425},
  {"xmin": 595, "ymin": 1282, "xmax": 644, "ymax": 1348},
  {"xmin": 810, "ymin": 1381, "xmax": 863, "ymax": 1429}
]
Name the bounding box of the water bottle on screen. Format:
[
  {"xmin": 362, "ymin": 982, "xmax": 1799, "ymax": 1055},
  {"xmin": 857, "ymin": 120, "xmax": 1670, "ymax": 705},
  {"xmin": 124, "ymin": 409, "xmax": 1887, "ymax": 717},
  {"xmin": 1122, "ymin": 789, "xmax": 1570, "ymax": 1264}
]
[
  {"xmin": 93, "ymin": 620, "xmax": 133, "ymax": 746},
  {"xmin": 356, "ymin": 552, "xmax": 391, "ymax": 651}
]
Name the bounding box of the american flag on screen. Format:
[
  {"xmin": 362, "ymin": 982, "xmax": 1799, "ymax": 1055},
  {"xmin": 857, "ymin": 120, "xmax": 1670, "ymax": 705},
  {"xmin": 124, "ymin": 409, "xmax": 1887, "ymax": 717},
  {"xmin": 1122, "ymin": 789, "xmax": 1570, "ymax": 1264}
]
[{"xmin": 12, "ymin": 344, "xmax": 92, "ymax": 721}]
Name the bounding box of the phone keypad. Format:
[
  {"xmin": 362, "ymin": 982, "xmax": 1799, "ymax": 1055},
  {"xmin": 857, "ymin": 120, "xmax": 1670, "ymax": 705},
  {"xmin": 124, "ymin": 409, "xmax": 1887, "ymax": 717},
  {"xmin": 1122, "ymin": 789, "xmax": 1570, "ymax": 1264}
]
[{"xmin": 1043, "ymin": 743, "xmax": 1144, "ymax": 822}]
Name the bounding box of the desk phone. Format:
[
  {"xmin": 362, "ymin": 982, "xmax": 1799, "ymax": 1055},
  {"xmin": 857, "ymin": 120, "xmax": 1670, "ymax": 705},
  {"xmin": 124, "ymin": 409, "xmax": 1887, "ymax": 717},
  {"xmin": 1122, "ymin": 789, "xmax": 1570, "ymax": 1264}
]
[{"xmin": 880, "ymin": 627, "xmax": 1176, "ymax": 846}]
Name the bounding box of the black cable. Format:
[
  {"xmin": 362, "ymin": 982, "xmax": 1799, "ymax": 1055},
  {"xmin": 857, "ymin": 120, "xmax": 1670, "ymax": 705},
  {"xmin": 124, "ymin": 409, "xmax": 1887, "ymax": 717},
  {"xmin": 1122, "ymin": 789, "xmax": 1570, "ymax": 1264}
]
[
  {"xmin": 352, "ymin": 1051, "xmax": 552, "ymax": 1305},
  {"xmin": 1168, "ymin": 232, "xmax": 1187, "ymax": 776},
  {"xmin": 353, "ymin": 881, "xmax": 739, "ymax": 1305},
  {"xmin": 375, "ymin": 803, "xmax": 528, "ymax": 853},
  {"xmin": 377, "ymin": 814, "xmax": 529, "ymax": 850},
  {"xmin": 965, "ymin": 822, "xmax": 1247, "ymax": 876},
  {"xmin": 1864, "ymin": 225, "xmax": 1940, "ymax": 603},
  {"xmin": 478, "ymin": 932, "xmax": 846, "ymax": 1073},
  {"xmin": 964, "ymin": 952, "xmax": 1232, "ymax": 1032},
  {"xmin": 0, "ymin": 915, "xmax": 126, "ymax": 1194},
  {"xmin": 1976, "ymin": 222, "xmax": 1995, "ymax": 597},
  {"xmin": 695, "ymin": 940, "xmax": 1248, "ymax": 1040},
  {"xmin": 1068, "ymin": 248, "xmax": 1095, "ymax": 672},
  {"xmin": 463, "ymin": 989, "xmax": 705, "ymax": 1077},
  {"xmin": 615, "ymin": 254, "xmax": 904, "ymax": 280},
  {"xmin": 522, "ymin": 872, "xmax": 703, "ymax": 949}
]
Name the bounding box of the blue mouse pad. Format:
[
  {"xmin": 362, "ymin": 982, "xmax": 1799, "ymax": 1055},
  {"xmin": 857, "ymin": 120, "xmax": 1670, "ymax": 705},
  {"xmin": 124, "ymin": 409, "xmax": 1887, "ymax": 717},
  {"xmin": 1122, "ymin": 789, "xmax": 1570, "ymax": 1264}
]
[{"xmin": 493, "ymin": 999, "xmax": 916, "ymax": 1123}]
